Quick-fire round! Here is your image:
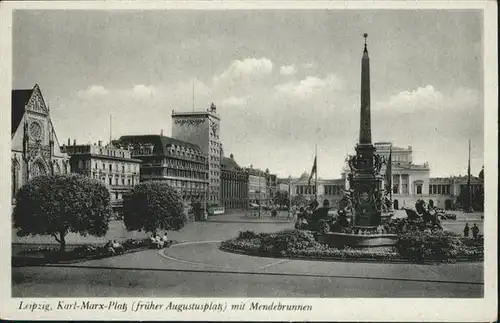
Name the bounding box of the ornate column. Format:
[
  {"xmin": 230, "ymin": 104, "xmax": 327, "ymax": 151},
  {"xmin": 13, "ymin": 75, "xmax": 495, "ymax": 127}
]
[
  {"xmin": 398, "ymin": 174, "xmax": 402, "ymax": 195},
  {"xmin": 348, "ymin": 33, "xmax": 384, "ymax": 227},
  {"xmin": 408, "ymin": 174, "xmax": 412, "ymax": 195}
]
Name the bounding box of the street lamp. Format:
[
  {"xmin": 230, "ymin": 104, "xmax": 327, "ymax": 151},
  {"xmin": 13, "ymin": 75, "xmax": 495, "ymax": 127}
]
[
  {"xmin": 288, "ymin": 175, "xmax": 292, "ymax": 219},
  {"xmin": 258, "ymin": 176, "xmax": 261, "ymax": 218}
]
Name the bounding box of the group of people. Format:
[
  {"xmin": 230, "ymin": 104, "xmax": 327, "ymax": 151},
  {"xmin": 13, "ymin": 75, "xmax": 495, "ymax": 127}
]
[
  {"xmin": 104, "ymin": 240, "xmax": 124, "ymax": 255},
  {"xmin": 463, "ymin": 223, "xmax": 481, "ymax": 239},
  {"xmin": 149, "ymin": 233, "xmax": 169, "ymax": 249},
  {"xmin": 294, "ymin": 199, "xmax": 334, "ymax": 231}
]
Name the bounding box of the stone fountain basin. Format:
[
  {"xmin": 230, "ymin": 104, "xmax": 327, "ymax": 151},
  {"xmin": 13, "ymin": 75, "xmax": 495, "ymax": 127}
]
[{"xmin": 317, "ymin": 232, "xmax": 398, "ymax": 248}]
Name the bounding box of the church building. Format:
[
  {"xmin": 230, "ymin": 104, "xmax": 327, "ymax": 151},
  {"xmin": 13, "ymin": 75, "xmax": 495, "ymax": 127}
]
[{"xmin": 11, "ymin": 84, "xmax": 69, "ymax": 204}]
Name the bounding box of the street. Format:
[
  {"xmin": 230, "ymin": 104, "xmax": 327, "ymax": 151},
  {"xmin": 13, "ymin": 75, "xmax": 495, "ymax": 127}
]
[{"xmin": 12, "ymin": 211, "xmax": 484, "ymax": 298}]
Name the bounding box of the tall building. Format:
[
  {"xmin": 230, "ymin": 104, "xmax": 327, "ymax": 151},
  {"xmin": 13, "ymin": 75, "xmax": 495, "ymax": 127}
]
[
  {"xmin": 60, "ymin": 140, "xmax": 142, "ymax": 214},
  {"xmin": 220, "ymin": 153, "xmax": 248, "ymax": 209},
  {"xmin": 11, "ymin": 84, "xmax": 69, "ymax": 203},
  {"xmin": 171, "ymin": 103, "xmax": 221, "ymax": 204},
  {"xmin": 113, "ymin": 135, "xmax": 209, "ymax": 206}
]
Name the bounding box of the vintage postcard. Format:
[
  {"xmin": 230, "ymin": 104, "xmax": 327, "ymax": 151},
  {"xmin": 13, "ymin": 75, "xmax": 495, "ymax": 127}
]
[{"xmin": 0, "ymin": 0, "xmax": 497, "ymax": 321}]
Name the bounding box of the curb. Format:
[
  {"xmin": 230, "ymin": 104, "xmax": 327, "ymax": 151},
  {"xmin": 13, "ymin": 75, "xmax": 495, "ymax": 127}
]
[
  {"xmin": 219, "ymin": 245, "xmax": 483, "ymax": 265},
  {"xmin": 12, "ymin": 246, "xmax": 154, "ymax": 267}
]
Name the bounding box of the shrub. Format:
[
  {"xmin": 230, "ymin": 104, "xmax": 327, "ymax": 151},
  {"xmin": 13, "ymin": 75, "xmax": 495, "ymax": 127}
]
[
  {"xmin": 396, "ymin": 230, "xmax": 463, "ymax": 262},
  {"xmin": 237, "ymin": 230, "xmax": 258, "ymax": 240}
]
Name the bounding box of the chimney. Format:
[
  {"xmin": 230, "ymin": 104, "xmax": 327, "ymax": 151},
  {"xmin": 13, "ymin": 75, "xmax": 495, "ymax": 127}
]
[
  {"xmin": 67, "ymin": 138, "xmax": 70, "ymax": 146},
  {"xmin": 98, "ymin": 140, "xmax": 102, "ymax": 146},
  {"xmin": 73, "ymin": 139, "xmax": 76, "ymax": 146},
  {"xmin": 160, "ymin": 129, "xmax": 164, "ymax": 136},
  {"xmin": 230, "ymin": 153, "xmax": 234, "ymax": 159}
]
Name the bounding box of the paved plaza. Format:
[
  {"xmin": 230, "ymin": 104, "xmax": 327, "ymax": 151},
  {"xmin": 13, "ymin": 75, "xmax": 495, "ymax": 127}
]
[{"xmin": 12, "ymin": 210, "xmax": 484, "ymax": 298}]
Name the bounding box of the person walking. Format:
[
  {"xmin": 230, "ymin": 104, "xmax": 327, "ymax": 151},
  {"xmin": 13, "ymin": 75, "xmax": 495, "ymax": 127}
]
[
  {"xmin": 463, "ymin": 223, "xmax": 470, "ymax": 238},
  {"xmin": 471, "ymin": 223, "xmax": 480, "ymax": 240}
]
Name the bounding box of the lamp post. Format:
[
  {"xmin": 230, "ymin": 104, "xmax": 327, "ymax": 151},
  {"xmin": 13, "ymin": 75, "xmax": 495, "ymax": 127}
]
[
  {"xmin": 258, "ymin": 176, "xmax": 261, "ymax": 218},
  {"xmin": 203, "ymin": 184, "xmax": 208, "ymax": 220},
  {"xmin": 288, "ymin": 175, "xmax": 292, "ymax": 219}
]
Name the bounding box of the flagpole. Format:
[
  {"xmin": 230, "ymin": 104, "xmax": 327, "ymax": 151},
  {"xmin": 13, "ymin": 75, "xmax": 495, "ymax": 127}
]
[
  {"xmin": 468, "ymin": 139, "xmax": 472, "ymax": 212},
  {"xmin": 389, "ymin": 144, "xmax": 393, "ymax": 208},
  {"xmin": 315, "ymin": 144, "xmax": 318, "ymax": 203}
]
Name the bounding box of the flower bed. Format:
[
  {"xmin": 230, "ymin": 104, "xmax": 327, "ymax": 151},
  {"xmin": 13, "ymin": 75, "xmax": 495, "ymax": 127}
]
[
  {"xmin": 220, "ymin": 229, "xmax": 483, "ymax": 263},
  {"xmin": 12, "ymin": 238, "xmax": 178, "ymax": 267}
]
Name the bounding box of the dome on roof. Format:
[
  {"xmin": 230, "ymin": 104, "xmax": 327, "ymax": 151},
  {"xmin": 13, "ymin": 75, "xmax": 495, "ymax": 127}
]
[{"xmin": 300, "ymin": 171, "xmax": 309, "ymax": 179}]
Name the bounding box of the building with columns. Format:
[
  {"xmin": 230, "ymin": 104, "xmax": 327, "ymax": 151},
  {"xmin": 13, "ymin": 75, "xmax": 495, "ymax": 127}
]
[
  {"xmin": 113, "ymin": 135, "xmax": 209, "ymax": 207},
  {"xmin": 280, "ymin": 141, "xmax": 483, "ymax": 211},
  {"xmin": 60, "ymin": 140, "xmax": 142, "ymax": 214},
  {"xmin": 279, "ymin": 172, "xmax": 345, "ymax": 207},
  {"xmin": 171, "ymin": 104, "xmax": 221, "ymax": 204},
  {"xmin": 11, "ymin": 84, "xmax": 70, "ymax": 203}
]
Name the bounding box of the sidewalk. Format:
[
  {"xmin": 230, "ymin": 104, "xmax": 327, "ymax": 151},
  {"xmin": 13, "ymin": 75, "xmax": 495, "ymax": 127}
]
[{"xmin": 206, "ymin": 211, "xmax": 295, "ymax": 223}]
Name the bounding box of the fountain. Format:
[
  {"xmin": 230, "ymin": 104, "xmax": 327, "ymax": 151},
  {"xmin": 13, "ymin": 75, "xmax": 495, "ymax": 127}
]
[{"xmin": 317, "ymin": 34, "xmax": 397, "ymax": 249}]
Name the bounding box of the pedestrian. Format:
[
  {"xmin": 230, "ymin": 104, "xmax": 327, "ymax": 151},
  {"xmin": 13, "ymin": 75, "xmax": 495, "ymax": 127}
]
[
  {"xmin": 463, "ymin": 223, "xmax": 470, "ymax": 238},
  {"xmin": 105, "ymin": 240, "xmax": 115, "ymax": 255},
  {"xmin": 471, "ymin": 223, "xmax": 480, "ymax": 240}
]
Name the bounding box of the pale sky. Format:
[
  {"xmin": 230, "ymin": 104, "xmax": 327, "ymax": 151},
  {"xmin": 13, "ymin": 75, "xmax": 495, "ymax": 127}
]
[{"xmin": 13, "ymin": 10, "xmax": 484, "ymax": 178}]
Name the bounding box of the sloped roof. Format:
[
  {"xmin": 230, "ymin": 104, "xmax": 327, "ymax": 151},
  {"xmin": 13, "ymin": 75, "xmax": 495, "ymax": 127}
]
[
  {"xmin": 116, "ymin": 135, "xmax": 203, "ymax": 155},
  {"xmin": 221, "ymin": 156, "xmax": 240, "ymax": 171},
  {"xmin": 11, "ymin": 88, "xmax": 34, "ymax": 135}
]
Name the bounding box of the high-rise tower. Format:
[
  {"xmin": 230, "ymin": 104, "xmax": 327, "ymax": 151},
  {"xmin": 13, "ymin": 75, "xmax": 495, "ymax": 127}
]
[{"xmin": 171, "ymin": 103, "xmax": 222, "ymax": 204}]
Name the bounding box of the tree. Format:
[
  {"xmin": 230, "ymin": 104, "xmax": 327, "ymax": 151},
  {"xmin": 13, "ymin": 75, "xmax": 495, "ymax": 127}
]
[
  {"xmin": 122, "ymin": 181, "xmax": 186, "ymax": 235},
  {"xmin": 273, "ymin": 190, "xmax": 289, "ymax": 208},
  {"xmin": 291, "ymin": 194, "xmax": 307, "ymax": 207},
  {"xmin": 13, "ymin": 174, "xmax": 112, "ymax": 252}
]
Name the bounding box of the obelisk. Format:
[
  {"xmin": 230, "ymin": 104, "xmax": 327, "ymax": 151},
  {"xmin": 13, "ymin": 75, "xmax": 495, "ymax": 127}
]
[
  {"xmin": 349, "ymin": 33, "xmax": 383, "ymax": 227},
  {"xmin": 360, "ymin": 33, "xmax": 371, "ymax": 145}
]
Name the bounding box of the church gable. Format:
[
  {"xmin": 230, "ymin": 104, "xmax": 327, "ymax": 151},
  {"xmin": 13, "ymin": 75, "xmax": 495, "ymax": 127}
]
[{"xmin": 26, "ymin": 84, "xmax": 49, "ymax": 115}]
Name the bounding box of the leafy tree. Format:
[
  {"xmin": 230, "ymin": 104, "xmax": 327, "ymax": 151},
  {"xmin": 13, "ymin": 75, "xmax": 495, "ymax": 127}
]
[
  {"xmin": 291, "ymin": 194, "xmax": 307, "ymax": 207},
  {"xmin": 13, "ymin": 174, "xmax": 112, "ymax": 252},
  {"xmin": 273, "ymin": 190, "xmax": 290, "ymax": 208},
  {"xmin": 478, "ymin": 167, "xmax": 484, "ymax": 180},
  {"xmin": 123, "ymin": 181, "xmax": 186, "ymax": 235}
]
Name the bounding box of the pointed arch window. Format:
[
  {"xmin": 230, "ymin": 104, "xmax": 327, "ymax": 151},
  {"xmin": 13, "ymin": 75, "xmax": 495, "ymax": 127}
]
[{"xmin": 31, "ymin": 160, "xmax": 47, "ymax": 179}]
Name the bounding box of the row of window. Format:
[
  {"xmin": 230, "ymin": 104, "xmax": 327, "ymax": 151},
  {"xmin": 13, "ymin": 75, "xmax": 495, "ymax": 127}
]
[
  {"xmin": 324, "ymin": 185, "xmax": 344, "ymax": 195},
  {"xmin": 221, "ymin": 181, "xmax": 247, "ymax": 199},
  {"xmin": 145, "ymin": 158, "xmax": 207, "ymax": 170},
  {"xmin": 164, "ymin": 179, "xmax": 208, "ymax": 189},
  {"xmin": 143, "ymin": 168, "xmax": 208, "ymax": 180},
  {"xmin": 166, "ymin": 148, "xmax": 205, "ymax": 162},
  {"xmin": 295, "ymin": 185, "xmax": 317, "ymax": 195},
  {"xmin": 92, "ymin": 173, "xmax": 137, "ymax": 186},
  {"xmin": 392, "ymin": 184, "xmax": 409, "ymax": 194},
  {"xmin": 77, "ymin": 160, "xmax": 140, "ymax": 173},
  {"xmin": 429, "ymin": 184, "xmax": 451, "ymax": 195}
]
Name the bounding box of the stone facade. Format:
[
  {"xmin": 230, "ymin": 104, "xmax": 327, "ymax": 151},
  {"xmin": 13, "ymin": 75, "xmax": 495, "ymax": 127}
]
[
  {"xmin": 11, "ymin": 84, "xmax": 69, "ymax": 204},
  {"xmin": 171, "ymin": 104, "xmax": 221, "ymax": 204},
  {"xmin": 60, "ymin": 140, "xmax": 142, "ymax": 213},
  {"xmin": 113, "ymin": 135, "xmax": 209, "ymax": 207},
  {"xmin": 279, "ymin": 172, "xmax": 345, "ymax": 207},
  {"xmin": 220, "ymin": 154, "xmax": 248, "ymax": 209}
]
